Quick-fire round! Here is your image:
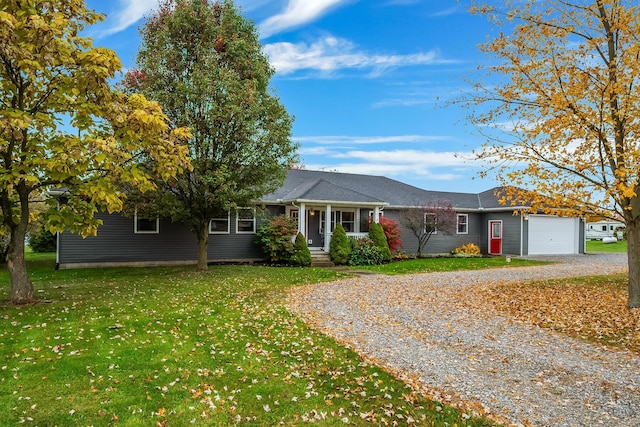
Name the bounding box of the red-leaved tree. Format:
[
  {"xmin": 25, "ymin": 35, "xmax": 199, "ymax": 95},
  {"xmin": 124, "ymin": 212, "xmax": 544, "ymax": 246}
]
[{"xmin": 378, "ymin": 216, "xmax": 402, "ymax": 252}]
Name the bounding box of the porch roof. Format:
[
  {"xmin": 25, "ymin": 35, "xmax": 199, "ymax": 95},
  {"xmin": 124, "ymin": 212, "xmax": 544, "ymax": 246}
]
[{"xmin": 276, "ymin": 178, "xmax": 387, "ymax": 205}]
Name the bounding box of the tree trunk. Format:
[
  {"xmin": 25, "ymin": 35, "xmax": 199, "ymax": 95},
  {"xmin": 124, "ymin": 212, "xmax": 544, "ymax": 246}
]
[
  {"xmin": 196, "ymin": 222, "xmax": 209, "ymax": 271},
  {"xmin": 8, "ymin": 223, "xmax": 33, "ymax": 304},
  {"xmin": 626, "ymin": 219, "xmax": 640, "ymax": 308}
]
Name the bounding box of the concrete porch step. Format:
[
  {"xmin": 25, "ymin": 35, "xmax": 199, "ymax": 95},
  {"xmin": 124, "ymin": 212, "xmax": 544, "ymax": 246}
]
[{"xmin": 310, "ymin": 251, "xmax": 334, "ymax": 267}]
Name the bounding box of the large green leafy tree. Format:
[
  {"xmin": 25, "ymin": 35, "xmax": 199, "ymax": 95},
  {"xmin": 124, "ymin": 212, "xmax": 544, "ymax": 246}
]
[
  {"xmin": 124, "ymin": 0, "xmax": 297, "ymax": 271},
  {"xmin": 0, "ymin": 0, "xmax": 191, "ymax": 304},
  {"xmin": 465, "ymin": 0, "xmax": 640, "ymax": 307}
]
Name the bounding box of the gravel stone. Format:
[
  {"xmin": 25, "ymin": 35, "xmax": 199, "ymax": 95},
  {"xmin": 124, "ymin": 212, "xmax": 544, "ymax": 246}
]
[{"xmin": 287, "ymin": 253, "xmax": 639, "ymax": 427}]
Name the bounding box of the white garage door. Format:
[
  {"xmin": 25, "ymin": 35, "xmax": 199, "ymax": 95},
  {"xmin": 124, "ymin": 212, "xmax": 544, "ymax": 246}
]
[{"xmin": 528, "ymin": 216, "xmax": 579, "ymax": 255}]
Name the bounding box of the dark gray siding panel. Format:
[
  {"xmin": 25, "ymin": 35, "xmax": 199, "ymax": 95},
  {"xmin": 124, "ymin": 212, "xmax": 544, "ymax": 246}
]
[
  {"xmin": 208, "ymin": 233, "xmax": 262, "ymax": 260},
  {"xmin": 58, "ymin": 212, "xmax": 198, "ymax": 264},
  {"xmin": 264, "ymin": 205, "xmax": 285, "ymax": 217},
  {"xmin": 59, "ymin": 212, "xmax": 266, "ymax": 266},
  {"xmin": 384, "ymin": 210, "xmax": 486, "ymax": 255},
  {"xmin": 481, "ymin": 212, "xmax": 523, "ymax": 255}
]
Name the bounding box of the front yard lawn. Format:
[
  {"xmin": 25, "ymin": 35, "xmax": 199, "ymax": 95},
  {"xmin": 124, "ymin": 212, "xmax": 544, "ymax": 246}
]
[{"xmin": 0, "ymin": 254, "xmax": 495, "ymax": 426}]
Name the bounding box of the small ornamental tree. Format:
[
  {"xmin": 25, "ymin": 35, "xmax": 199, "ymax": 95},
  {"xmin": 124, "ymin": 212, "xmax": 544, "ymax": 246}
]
[
  {"xmin": 255, "ymin": 215, "xmax": 297, "ymax": 262},
  {"xmin": 368, "ymin": 222, "xmax": 392, "ymax": 262},
  {"xmin": 329, "ymin": 223, "xmax": 351, "ymax": 265},
  {"xmin": 400, "ymin": 200, "xmax": 457, "ymax": 257},
  {"xmin": 380, "ymin": 217, "xmax": 402, "ymax": 252},
  {"xmin": 290, "ymin": 232, "xmax": 311, "ymax": 267}
]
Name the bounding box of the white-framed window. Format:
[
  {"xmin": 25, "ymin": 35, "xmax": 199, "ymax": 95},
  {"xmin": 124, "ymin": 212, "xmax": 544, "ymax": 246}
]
[
  {"xmin": 209, "ymin": 212, "xmax": 230, "ymax": 234},
  {"xmin": 289, "ymin": 209, "xmax": 299, "ymax": 221},
  {"xmin": 134, "ymin": 211, "xmax": 159, "ymax": 234},
  {"xmin": 424, "ymin": 213, "xmax": 437, "ymax": 234},
  {"xmin": 236, "ymin": 208, "xmax": 256, "ymax": 233},
  {"xmin": 330, "ymin": 210, "xmax": 356, "ymax": 232},
  {"xmin": 457, "ymin": 214, "xmax": 468, "ymax": 234}
]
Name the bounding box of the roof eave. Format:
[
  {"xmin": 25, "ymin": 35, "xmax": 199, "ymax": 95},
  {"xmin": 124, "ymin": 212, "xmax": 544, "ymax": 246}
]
[{"xmin": 266, "ymin": 198, "xmax": 389, "ymax": 207}]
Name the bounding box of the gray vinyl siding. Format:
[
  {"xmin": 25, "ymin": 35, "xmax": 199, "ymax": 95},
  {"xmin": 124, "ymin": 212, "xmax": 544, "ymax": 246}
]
[
  {"xmin": 58, "ymin": 211, "xmax": 266, "ymax": 267},
  {"xmin": 383, "ymin": 209, "xmax": 487, "ymax": 255},
  {"xmin": 379, "ymin": 209, "xmax": 524, "ymax": 256},
  {"xmin": 484, "ymin": 212, "xmax": 523, "ymax": 255}
]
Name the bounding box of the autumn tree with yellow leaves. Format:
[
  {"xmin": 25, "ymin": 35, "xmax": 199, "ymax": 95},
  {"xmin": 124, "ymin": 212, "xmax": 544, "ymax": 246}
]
[
  {"xmin": 0, "ymin": 1, "xmax": 191, "ymax": 304},
  {"xmin": 465, "ymin": 0, "xmax": 640, "ymax": 307}
]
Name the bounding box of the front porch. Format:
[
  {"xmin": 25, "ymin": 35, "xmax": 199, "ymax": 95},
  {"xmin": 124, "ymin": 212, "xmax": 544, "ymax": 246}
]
[{"xmin": 285, "ymin": 202, "xmax": 386, "ymax": 252}]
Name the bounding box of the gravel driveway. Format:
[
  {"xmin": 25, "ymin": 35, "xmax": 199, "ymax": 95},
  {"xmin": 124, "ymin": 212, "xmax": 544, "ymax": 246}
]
[{"xmin": 287, "ymin": 253, "xmax": 639, "ymax": 427}]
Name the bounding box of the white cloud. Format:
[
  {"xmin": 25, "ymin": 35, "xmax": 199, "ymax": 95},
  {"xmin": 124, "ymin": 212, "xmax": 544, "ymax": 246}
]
[
  {"xmin": 264, "ymin": 36, "xmax": 453, "ymax": 76},
  {"xmin": 301, "ymin": 148, "xmax": 482, "ymax": 183},
  {"xmin": 99, "ymin": 0, "xmax": 158, "ymax": 37},
  {"xmin": 430, "ymin": 6, "xmax": 464, "ymax": 17},
  {"xmin": 304, "ymin": 162, "xmax": 464, "ymax": 181},
  {"xmin": 259, "ymin": 0, "xmax": 347, "ymax": 38},
  {"xmin": 336, "ymin": 149, "xmax": 473, "ymax": 167}
]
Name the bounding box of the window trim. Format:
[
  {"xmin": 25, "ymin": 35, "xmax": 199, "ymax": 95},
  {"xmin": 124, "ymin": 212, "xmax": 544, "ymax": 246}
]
[
  {"xmin": 456, "ymin": 214, "xmax": 469, "ymax": 235},
  {"xmin": 134, "ymin": 211, "xmax": 159, "ymax": 234},
  {"xmin": 209, "ymin": 212, "xmax": 230, "ymax": 234},
  {"xmin": 424, "ymin": 212, "xmax": 437, "ymax": 234},
  {"xmin": 236, "ymin": 208, "xmax": 256, "ymax": 234},
  {"xmin": 330, "ymin": 209, "xmax": 356, "ymax": 233}
]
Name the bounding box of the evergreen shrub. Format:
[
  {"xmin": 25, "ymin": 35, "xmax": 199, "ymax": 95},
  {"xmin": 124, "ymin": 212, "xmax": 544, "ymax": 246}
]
[
  {"xmin": 290, "ymin": 232, "xmax": 311, "ymax": 266},
  {"xmin": 329, "ymin": 223, "xmax": 351, "ymax": 265},
  {"xmin": 368, "ymin": 222, "xmax": 392, "ymax": 262}
]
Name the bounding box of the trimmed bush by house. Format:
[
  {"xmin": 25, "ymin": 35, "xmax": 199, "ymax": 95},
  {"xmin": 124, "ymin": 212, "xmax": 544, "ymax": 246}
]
[
  {"xmin": 368, "ymin": 222, "xmax": 392, "ymax": 262},
  {"xmin": 255, "ymin": 215, "xmax": 298, "ymax": 262},
  {"xmin": 329, "ymin": 223, "xmax": 351, "ymax": 265},
  {"xmin": 349, "ymin": 237, "xmax": 384, "ymax": 266},
  {"xmin": 290, "ymin": 232, "xmax": 312, "ymax": 266},
  {"xmin": 452, "ymin": 242, "xmax": 482, "ymax": 257}
]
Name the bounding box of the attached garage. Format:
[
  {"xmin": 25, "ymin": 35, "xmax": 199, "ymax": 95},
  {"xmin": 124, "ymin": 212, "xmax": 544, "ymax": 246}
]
[{"xmin": 527, "ymin": 215, "xmax": 581, "ymax": 255}]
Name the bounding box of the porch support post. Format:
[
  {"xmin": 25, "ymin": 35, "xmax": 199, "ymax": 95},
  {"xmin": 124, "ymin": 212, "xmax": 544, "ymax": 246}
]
[
  {"xmin": 324, "ymin": 204, "xmax": 331, "ymax": 251},
  {"xmin": 299, "ymin": 203, "xmax": 306, "ymax": 236},
  {"xmin": 373, "ymin": 206, "xmax": 381, "ymax": 223}
]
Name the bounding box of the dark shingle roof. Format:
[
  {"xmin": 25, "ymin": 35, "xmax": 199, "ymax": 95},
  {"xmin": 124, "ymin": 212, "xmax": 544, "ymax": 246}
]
[{"xmin": 263, "ymin": 169, "xmax": 516, "ymax": 211}]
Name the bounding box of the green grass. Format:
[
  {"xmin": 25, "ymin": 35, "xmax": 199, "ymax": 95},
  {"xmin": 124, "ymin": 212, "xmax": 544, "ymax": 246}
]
[
  {"xmin": 0, "ymin": 253, "xmax": 496, "ymax": 426},
  {"xmin": 349, "ymin": 256, "xmax": 549, "ymax": 275},
  {"xmin": 586, "ymin": 239, "xmax": 627, "ymax": 253}
]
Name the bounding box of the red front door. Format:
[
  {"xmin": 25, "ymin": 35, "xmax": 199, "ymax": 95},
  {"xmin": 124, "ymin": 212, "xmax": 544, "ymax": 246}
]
[{"xmin": 489, "ymin": 220, "xmax": 502, "ymax": 255}]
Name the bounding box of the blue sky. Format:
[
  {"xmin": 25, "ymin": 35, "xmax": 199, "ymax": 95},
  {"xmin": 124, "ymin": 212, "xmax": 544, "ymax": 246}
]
[{"xmin": 84, "ymin": 0, "xmax": 500, "ymax": 193}]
